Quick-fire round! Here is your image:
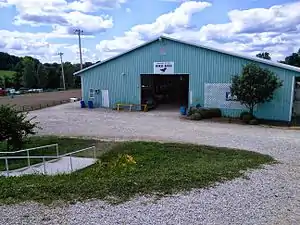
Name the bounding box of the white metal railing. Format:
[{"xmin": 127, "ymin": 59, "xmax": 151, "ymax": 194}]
[
  {"xmin": 0, "ymin": 145, "xmax": 96, "ymax": 177},
  {"xmin": 0, "ymin": 144, "xmax": 59, "ymax": 168}
]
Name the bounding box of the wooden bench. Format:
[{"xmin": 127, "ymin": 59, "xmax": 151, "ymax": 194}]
[{"xmin": 116, "ymin": 103, "xmax": 148, "ymax": 112}]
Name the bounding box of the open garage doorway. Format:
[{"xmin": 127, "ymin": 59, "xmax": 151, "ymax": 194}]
[{"xmin": 141, "ymin": 74, "xmax": 189, "ymax": 111}]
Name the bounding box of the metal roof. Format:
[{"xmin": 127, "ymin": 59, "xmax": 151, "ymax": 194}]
[{"xmin": 74, "ymin": 35, "xmax": 300, "ymax": 75}]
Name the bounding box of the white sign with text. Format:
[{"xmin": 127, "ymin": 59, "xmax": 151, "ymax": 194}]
[{"xmin": 153, "ymin": 62, "xmax": 174, "ymax": 74}]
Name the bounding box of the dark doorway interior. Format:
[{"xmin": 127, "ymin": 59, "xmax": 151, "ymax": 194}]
[{"xmin": 141, "ymin": 74, "xmax": 189, "ymax": 110}]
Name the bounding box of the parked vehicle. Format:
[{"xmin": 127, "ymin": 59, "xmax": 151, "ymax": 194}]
[
  {"xmin": 19, "ymin": 87, "xmax": 29, "ymax": 94},
  {"xmin": 27, "ymin": 88, "xmax": 43, "ymax": 93},
  {"xmin": 0, "ymin": 88, "xmax": 6, "ymax": 96},
  {"xmin": 5, "ymin": 88, "xmax": 15, "ymax": 94}
]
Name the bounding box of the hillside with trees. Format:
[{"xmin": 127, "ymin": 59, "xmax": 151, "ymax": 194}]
[{"xmin": 0, "ymin": 52, "xmax": 94, "ymax": 90}]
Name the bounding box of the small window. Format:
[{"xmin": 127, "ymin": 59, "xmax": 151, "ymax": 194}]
[{"xmin": 89, "ymin": 89, "xmax": 94, "ymax": 98}]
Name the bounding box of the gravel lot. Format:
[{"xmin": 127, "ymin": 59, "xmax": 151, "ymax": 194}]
[{"xmin": 1, "ymin": 103, "xmax": 299, "ymax": 225}]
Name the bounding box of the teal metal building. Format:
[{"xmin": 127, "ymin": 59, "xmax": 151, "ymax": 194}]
[{"xmin": 74, "ymin": 36, "xmax": 300, "ymax": 122}]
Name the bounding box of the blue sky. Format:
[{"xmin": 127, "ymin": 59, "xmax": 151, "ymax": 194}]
[{"xmin": 0, "ymin": 0, "xmax": 299, "ymax": 63}]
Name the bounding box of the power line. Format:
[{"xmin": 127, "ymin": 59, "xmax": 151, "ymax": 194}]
[
  {"xmin": 74, "ymin": 29, "xmax": 83, "ymax": 70},
  {"xmin": 58, "ymin": 52, "xmax": 66, "ymax": 90}
]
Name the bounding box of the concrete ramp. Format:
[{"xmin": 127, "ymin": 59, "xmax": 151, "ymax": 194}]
[{"xmin": 0, "ymin": 156, "xmax": 97, "ymax": 177}]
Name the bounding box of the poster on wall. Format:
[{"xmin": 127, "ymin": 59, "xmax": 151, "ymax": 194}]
[
  {"xmin": 153, "ymin": 62, "xmax": 174, "ymax": 74},
  {"xmin": 204, "ymin": 83, "xmax": 247, "ymax": 109}
]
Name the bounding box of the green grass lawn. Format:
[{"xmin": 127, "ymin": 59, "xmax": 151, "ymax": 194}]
[
  {"xmin": 0, "ymin": 138, "xmax": 275, "ymax": 204},
  {"xmin": 0, "ymin": 70, "xmax": 16, "ymax": 79},
  {"xmin": 0, "ymin": 136, "xmax": 99, "ymax": 171}
]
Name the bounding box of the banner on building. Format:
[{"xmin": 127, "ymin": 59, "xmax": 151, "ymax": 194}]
[
  {"xmin": 204, "ymin": 83, "xmax": 246, "ymax": 109},
  {"xmin": 153, "ymin": 62, "xmax": 174, "ymax": 74}
]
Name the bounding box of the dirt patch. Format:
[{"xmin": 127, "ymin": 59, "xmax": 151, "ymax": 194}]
[{"xmin": 0, "ymin": 89, "xmax": 81, "ymax": 112}]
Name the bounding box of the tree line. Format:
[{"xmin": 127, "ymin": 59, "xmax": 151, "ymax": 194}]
[
  {"xmin": 0, "ymin": 52, "xmax": 96, "ymax": 90},
  {"xmin": 0, "ymin": 48, "xmax": 299, "ymax": 90},
  {"xmin": 256, "ymin": 49, "xmax": 300, "ymax": 68}
]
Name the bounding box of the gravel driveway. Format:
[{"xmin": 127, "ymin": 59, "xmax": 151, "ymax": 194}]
[{"xmin": 1, "ymin": 103, "xmax": 299, "ymax": 225}]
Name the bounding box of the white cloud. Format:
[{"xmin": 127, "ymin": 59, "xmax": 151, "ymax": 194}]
[
  {"xmin": 125, "ymin": 7, "xmax": 131, "ymax": 13},
  {"xmin": 160, "ymin": 0, "xmax": 190, "ymax": 2},
  {"xmin": 131, "ymin": 1, "xmax": 211, "ymax": 37},
  {"xmin": 0, "ymin": 29, "xmax": 96, "ymax": 63},
  {"xmin": 51, "ymin": 12, "xmax": 113, "ymax": 34},
  {"xmin": 194, "ymin": 1, "xmax": 300, "ymax": 61},
  {"xmin": 0, "ymin": 29, "xmax": 94, "ymax": 41},
  {"xmin": 96, "ymin": 1, "xmax": 212, "ymax": 59},
  {"xmin": 96, "ymin": 1, "xmax": 300, "ymax": 62},
  {"xmin": 2, "ymin": 0, "xmax": 300, "ymax": 64},
  {"xmin": 4, "ymin": 0, "xmax": 68, "ymax": 14},
  {"xmin": 65, "ymin": 44, "xmax": 100, "ymax": 62},
  {"xmin": 68, "ymin": 0, "xmax": 127, "ymax": 12},
  {"xmin": 1, "ymin": 0, "xmax": 115, "ymax": 34},
  {"xmin": 199, "ymin": 1, "xmax": 300, "ymax": 39}
]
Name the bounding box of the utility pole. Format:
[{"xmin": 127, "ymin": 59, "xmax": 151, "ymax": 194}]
[
  {"xmin": 58, "ymin": 52, "xmax": 66, "ymax": 90},
  {"xmin": 74, "ymin": 29, "xmax": 83, "ymax": 70}
]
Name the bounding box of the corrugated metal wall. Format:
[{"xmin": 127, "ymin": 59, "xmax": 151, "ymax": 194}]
[{"xmin": 81, "ymin": 38, "xmax": 297, "ymax": 121}]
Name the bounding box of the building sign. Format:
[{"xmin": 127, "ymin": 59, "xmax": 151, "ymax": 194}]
[
  {"xmin": 204, "ymin": 83, "xmax": 246, "ymax": 109},
  {"xmin": 154, "ymin": 62, "xmax": 174, "ymax": 74}
]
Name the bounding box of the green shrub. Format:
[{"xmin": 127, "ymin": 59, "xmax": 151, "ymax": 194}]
[
  {"xmin": 187, "ymin": 107, "xmax": 197, "ymax": 116},
  {"xmin": 207, "ymin": 108, "xmax": 222, "ymax": 118},
  {"xmin": 197, "ymin": 108, "xmax": 221, "ymax": 119},
  {"xmin": 188, "ymin": 107, "xmax": 221, "ymax": 119},
  {"xmin": 240, "ymin": 111, "xmax": 254, "ymax": 120},
  {"xmin": 240, "ymin": 111, "xmax": 250, "ymax": 120},
  {"xmin": 0, "ymin": 105, "xmax": 39, "ymax": 151},
  {"xmin": 242, "ymin": 113, "xmax": 254, "ymax": 124},
  {"xmin": 190, "ymin": 112, "xmax": 202, "ymax": 121},
  {"xmin": 249, "ymin": 119, "xmax": 259, "ymax": 125}
]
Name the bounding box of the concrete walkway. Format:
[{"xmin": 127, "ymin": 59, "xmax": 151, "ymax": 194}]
[{"xmin": 0, "ymin": 156, "xmax": 97, "ymax": 177}]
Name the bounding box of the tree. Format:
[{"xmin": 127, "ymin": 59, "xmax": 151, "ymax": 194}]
[
  {"xmin": 13, "ymin": 61, "xmax": 24, "ymax": 89},
  {"xmin": 0, "ymin": 51, "xmax": 85, "ymax": 89},
  {"xmin": 0, "ymin": 105, "xmax": 39, "ymax": 151},
  {"xmin": 230, "ymin": 63, "xmax": 283, "ymax": 114},
  {"xmin": 22, "ymin": 57, "xmax": 37, "ymax": 88},
  {"xmin": 44, "ymin": 63, "xmax": 60, "ymax": 89},
  {"xmin": 280, "ymin": 49, "xmax": 300, "ymax": 67},
  {"xmin": 36, "ymin": 64, "xmax": 48, "ymax": 89},
  {"xmin": 256, "ymin": 52, "xmax": 271, "ymax": 60},
  {"xmin": 0, "ymin": 52, "xmax": 21, "ymax": 70},
  {"xmin": 63, "ymin": 62, "xmax": 76, "ymax": 88}
]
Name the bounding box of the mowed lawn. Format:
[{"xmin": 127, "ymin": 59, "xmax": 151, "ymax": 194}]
[
  {"xmin": 0, "ymin": 70, "xmax": 16, "ymax": 78},
  {"xmin": 0, "ymin": 138, "xmax": 275, "ymax": 204}
]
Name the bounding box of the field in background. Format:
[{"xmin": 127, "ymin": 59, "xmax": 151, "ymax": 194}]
[
  {"xmin": 0, "ymin": 89, "xmax": 81, "ymax": 111},
  {"xmin": 0, "ymin": 70, "xmax": 16, "ymax": 78}
]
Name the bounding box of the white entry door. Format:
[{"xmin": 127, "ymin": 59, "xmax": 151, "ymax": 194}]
[{"xmin": 101, "ymin": 90, "xmax": 110, "ymax": 108}]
